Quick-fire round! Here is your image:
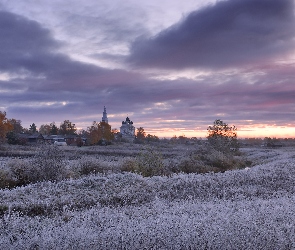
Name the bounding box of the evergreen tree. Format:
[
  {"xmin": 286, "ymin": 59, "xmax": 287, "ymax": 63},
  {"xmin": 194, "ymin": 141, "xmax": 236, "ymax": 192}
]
[
  {"xmin": 29, "ymin": 123, "xmax": 38, "ymax": 134},
  {"xmin": 50, "ymin": 122, "xmax": 59, "ymax": 135}
]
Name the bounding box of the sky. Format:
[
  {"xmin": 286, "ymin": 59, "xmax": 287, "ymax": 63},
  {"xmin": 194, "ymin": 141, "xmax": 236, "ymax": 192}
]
[{"xmin": 0, "ymin": 0, "xmax": 294, "ymax": 138}]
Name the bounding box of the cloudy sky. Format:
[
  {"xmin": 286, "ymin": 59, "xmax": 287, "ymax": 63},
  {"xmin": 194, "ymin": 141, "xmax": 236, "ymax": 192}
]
[{"xmin": 0, "ymin": 0, "xmax": 294, "ymax": 138}]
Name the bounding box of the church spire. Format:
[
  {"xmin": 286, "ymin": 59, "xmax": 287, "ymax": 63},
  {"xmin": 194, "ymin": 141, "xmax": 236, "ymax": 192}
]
[{"xmin": 102, "ymin": 106, "xmax": 108, "ymax": 123}]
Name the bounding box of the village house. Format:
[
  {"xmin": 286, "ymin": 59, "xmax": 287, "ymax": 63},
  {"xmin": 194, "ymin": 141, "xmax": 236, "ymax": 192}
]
[
  {"xmin": 44, "ymin": 134, "xmax": 86, "ymax": 146},
  {"xmin": 17, "ymin": 133, "xmax": 44, "ymax": 144}
]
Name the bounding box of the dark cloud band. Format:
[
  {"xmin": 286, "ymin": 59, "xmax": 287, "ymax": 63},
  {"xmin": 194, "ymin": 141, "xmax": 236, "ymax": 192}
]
[{"xmin": 128, "ymin": 0, "xmax": 295, "ymax": 69}]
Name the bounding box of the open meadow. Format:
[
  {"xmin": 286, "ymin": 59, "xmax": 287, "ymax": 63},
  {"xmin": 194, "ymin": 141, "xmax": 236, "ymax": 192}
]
[{"xmin": 1, "ymin": 143, "xmax": 295, "ymax": 249}]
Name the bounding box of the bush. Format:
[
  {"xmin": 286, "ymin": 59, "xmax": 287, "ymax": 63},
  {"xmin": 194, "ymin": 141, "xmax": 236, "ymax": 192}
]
[
  {"xmin": 30, "ymin": 145, "xmax": 69, "ymax": 182},
  {"xmin": 0, "ymin": 168, "xmax": 17, "ymax": 189},
  {"xmin": 121, "ymin": 148, "xmax": 170, "ymax": 177},
  {"xmin": 7, "ymin": 159, "xmax": 32, "ymax": 186},
  {"xmin": 119, "ymin": 146, "xmax": 250, "ymax": 176},
  {"xmin": 76, "ymin": 137, "xmax": 84, "ymax": 147},
  {"xmin": 6, "ymin": 145, "xmax": 70, "ymax": 187},
  {"xmin": 6, "ymin": 131, "xmax": 18, "ymax": 145},
  {"xmin": 201, "ymin": 149, "xmax": 241, "ymax": 171},
  {"xmin": 73, "ymin": 156, "xmax": 110, "ymax": 176},
  {"xmin": 177, "ymin": 158, "xmax": 218, "ymax": 174},
  {"xmin": 120, "ymin": 158, "xmax": 138, "ymax": 173},
  {"xmin": 176, "ymin": 147, "xmax": 250, "ymax": 174},
  {"xmin": 0, "ymin": 204, "xmax": 8, "ymax": 216}
]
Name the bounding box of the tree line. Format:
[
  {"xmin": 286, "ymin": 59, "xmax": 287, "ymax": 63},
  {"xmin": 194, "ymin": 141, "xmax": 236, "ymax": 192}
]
[
  {"xmin": 0, "ymin": 111, "xmax": 113, "ymax": 145},
  {"xmin": 0, "ymin": 111, "xmax": 162, "ymax": 146},
  {"xmin": 1, "ymin": 110, "xmax": 245, "ymax": 152}
]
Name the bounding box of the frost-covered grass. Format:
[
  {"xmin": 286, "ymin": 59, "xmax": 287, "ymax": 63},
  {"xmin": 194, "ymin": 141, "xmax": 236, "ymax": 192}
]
[
  {"xmin": 0, "ymin": 145, "xmax": 295, "ymax": 249},
  {"xmin": 2, "ymin": 195, "xmax": 295, "ymax": 249},
  {"xmin": 0, "ymin": 143, "xmax": 251, "ymax": 188}
]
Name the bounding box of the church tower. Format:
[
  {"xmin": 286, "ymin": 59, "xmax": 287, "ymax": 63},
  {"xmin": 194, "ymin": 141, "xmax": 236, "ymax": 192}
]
[{"xmin": 102, "ymin": 106, "xmax": 108, "ymax": 123}]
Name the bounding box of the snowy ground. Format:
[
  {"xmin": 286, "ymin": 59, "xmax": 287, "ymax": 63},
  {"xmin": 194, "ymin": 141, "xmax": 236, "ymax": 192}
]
[{"xmin": 0, "ymin": 145, "xmax": 295, "ymax": 249}]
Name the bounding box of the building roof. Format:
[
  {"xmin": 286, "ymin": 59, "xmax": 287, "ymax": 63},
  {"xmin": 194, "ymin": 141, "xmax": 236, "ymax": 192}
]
[
  {"xmin": 18, "ymin": 133, "xmax": 44, "ymax": 139},
  {"xmin": 122, "ymin": 116, "xmax": 133, "ymax": 124}
]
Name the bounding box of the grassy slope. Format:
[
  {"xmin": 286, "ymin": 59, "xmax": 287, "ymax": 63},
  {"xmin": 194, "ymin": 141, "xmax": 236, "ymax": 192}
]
[{"xmin": 0, "ymin": 146, "xmax": 295, "ymax": 249}]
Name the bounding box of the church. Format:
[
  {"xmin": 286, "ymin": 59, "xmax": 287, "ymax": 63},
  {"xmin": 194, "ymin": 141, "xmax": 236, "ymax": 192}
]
[
  {"xmin": 101, "ymin": 107, "xmax": 135, "ymax": 142},
  {"xmin": 120, "ymin": 116, "xmax": 135, "ymax": 141}
]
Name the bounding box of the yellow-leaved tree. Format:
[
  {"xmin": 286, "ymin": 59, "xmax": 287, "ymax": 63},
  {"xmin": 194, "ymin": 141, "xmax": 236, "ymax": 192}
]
[
  {"xmin": 0, "ymin": 111, "xmax": 13, "ymax": 143},
  {"xmin": 87, "ymin": 121, "xmax": 113, "ymax": 145}
]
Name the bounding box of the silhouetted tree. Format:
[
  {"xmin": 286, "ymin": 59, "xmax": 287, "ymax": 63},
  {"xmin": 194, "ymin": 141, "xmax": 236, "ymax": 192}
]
[
  {"xmin": 170, "ymin": 135, "xmax": 177, "ymax": 144},
  {"xmin": 6, "ymin": 131, "xmax": 18, "ymax": 145},
  {"xmin": 145, "ymin": 134, "xmax": 160, "ymax": 143},
  {"xmin": 6, "ymin": 119, "xmax": 24, "ymax": 144},
  {"xmin": 29, "ymin": 123, "xmax": 38, "ymax": 134},
  {"xmin": 39, "ymin": 124, "xmax": 51, "ymax": 135},
  {"xmin": 50, "ymin": 122, "xmax": 59, "ymax": 135},
  {"xmin": 77, "ymin": 129, "xmax": 89, "ymax": 137},
  {"xmin": 178, "ymin": 135, "xmax": 188, "ymax": 144},
  {"xmin": 59, "ymin": 120, "xmax": 76, "ymax": 135},
  {"xmin": 8, "ymin": 119, "xmax": 24, "ymax": 133},
  {"xmin": 136, "ymin": 127, "xmax": 146, "ymax": 140},
  {"xmin": 207, "ymin": 119, "xmax": 238, "ymax": 152}
]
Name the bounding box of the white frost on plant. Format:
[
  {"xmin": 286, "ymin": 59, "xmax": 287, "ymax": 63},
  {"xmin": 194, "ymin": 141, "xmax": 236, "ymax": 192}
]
[{"xmin": 0, "ymin": 146, "xmax": 295, "ymax": 249}]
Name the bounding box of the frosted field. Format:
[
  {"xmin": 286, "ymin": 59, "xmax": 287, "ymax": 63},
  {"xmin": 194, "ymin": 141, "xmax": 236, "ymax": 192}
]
[{"xmin": 1, "ymin": 144, "xmax": 295, "ymax": 249}]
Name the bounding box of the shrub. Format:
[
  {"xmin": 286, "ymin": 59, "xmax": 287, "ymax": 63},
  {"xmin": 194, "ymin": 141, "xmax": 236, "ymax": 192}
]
[
  {"xmin": 7, "ymin": 159, "xmax": 32, "ymax": 186},
  {"xmin": 176, "ymin": 147, "xmax": 250, "ymax": 174},
  {"xmin": 121, "ymin": 148, "xmax": 170, "ymax": 177},
  {"xmin": 6, "ymin": 131, "xmax": 18, "ymax": 145},
  {"xmin": 6, "ymin": 145, "xmax": 69, "ymax": 186},
  {"xmin": 177, "ymin": 158, "xmax": 218, "ymax": 174},
  {"xmin": 76, "ymin": 137, "xmax": 84, "ymax": 147},
  {"xmin": 0, "ymin": 204, "xmax": 8, "ymax": 216},
  {"xmin": 137, "ymin": 148, "xmax": 169, "ymax": 177},
  {"xmin": 120, "ymin": 158, "xmax": 138, "ymax": 173},
  {"xmin": 0, "ymin": 168, "xmax": 17, "ymax": 189},
  {"xmin": 30, "ymin": 145, "xmax": 69, "ymax": 182},
  {"xmin": 73, "ymin": 156, "xmax": 110, "ymax": 176},
  {"xmin": 201, "ymin": 149, "xmax": 239, "ymax": 171}
]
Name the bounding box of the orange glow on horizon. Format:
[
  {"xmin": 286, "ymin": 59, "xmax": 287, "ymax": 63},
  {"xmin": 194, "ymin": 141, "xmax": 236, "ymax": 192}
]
[{"xmin": 145, "ymin": 125, "xmax": 295, "ymax": 139}]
